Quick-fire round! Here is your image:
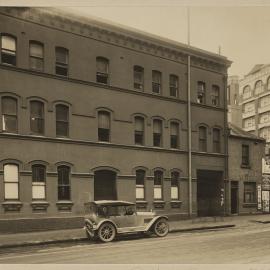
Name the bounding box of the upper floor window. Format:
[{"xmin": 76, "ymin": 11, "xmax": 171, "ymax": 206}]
[
  {"xmin": 227, "ymin": 86, "xmax": 231, "ymax": 105},
  {"xmin": 56, "ymin": 104, "xmax": 69, "ymax": 137},
  {"xmin": 242, "ymin": 144, "xmax": 249, "ymax": 166},
  {"xmin": 153, "ymin": 119, "xmax": 162, "ymax": 147},
  {"xmin": 96, "ymin": 57, "xmax": 109, "ymax": 84},
  {"xmin": 2, "ymin": 97, "xmax": 17, "ymax": 133},
  {"xmin": 171, "ymin": 171, "xmax": 180, "ymax": 200},
  {"xmin": 169, "ymin": 74, "xmax": 179, "ymax": 97},
  {"xmin": 134, "ymin": 116, "xmax": 144, "ymax": 145},
  {"xmin": 98, "ymin": 111, "xmax": 110, "ymax": 142},
  {"xmin": 199, "ymin": 126, "xmax": 207, "ymax": 152},
  {"xmin": 32, "ymin": 164, "xmax": 46, "ymax": 200},
  {"xmin": 243, "ymin": 85, "xmax": 251, "ymax": 99},
  {"xmin": 170, "ymin": 122, "xmax": 179, "ymax": 149},
  {"xmin": 244, "ymin": 182, "xmax": 256, "ymax": 203},
  {"xmin": 55, "ymin": 47, "xmax": 68, "ymax": 77},
  {"xmin": 57, "ymin": 166, "xmax": 70, "ymax": 200},
  {"xmin": 211, "ymin": 85, "xmax": 220, "ymax": 106},
  {"xmin": 1, "ymin": 34, "xmax": 16, "ymax": 66},
  {"xmin": 243, "ymin": 102, "xmax": 255, "ymax": 113},
  {"xmin": 243, "ymin": 117, "xmax": 255, "ymax": 128},
  {"xmin": 154, "ymin": 170, "xmax": 163, "ymax": 200},
  {"xmin": 197, "ymin": 81, "xmax": 206, "ymax": 104},
  {"xmin": 152, "ymin": 70, "xmax": 161, "ymax": 94},
  {"xmin": 4, "ymin": 164, "xmax": 19, "ymax": 200},
  {"xmin": 29, "ymin": 41, "xmax": 44, "ymax": 71},
  {"xmin": 136, "ymin": 169, "xmax": 145, "ymax": 200},
  {"xmin": 30, "ymin": 101, "xmax": 44, "ymax": 135},
  {"xmin": 255, "ymin": 80, "xmax": 263, "ymax": 95},
  {"xmin": 260, "ymin": 96, "xmax": 270, "ymax": 108},
  {"xmin": 134, "ymin": 66, "xmax": 144, "ymax": 90},
  {"xmin": 213, "ymin": 128, "xmax": 221, "ymax": 153}
]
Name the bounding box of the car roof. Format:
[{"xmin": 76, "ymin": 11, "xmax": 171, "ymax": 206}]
[{"xmin": 90, "ymin": 200, "xmax": 135, "ymax": 206}]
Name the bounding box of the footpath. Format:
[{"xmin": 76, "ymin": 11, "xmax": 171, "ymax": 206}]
[{"xmin": 0, "ymin": 214, "xmax": 270, "ymax": 249}]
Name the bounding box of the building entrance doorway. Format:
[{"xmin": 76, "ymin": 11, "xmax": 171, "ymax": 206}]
[
  {"xmin": 197, "ymin": 170, "xmax": 223, "ymax": 217},
  {"xmin": 94, "ymin": 170, "xmax": 117, "ymax": 200},
  {"xmin": 231, "ymin": 181, "xmax": 239, "ymax": 214}
]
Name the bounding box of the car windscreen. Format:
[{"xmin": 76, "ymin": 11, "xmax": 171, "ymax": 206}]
[
  {"xmin": 84, "ymin": 203, "xmax": 96, "ymax": 214},
  {"xmin": 96, "ymin": 205, "xmax": 136, "ymax": 217}
]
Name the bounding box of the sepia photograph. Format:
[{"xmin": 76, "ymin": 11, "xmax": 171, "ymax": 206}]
[{"xmin": 1, "ymin": 0, "xmax": 270, "ymax": 267}]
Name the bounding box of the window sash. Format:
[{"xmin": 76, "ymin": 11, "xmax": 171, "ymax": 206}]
[
  {"xmin": 30, "ymin": 43, "xmax": 43, "ymax": 58},
  {"xmin": 154, "ymin": 186, "xmax": 162, "ymax": 200},
  {"xmin": 56, "ymin": 121, "xmax": 69, "ymax": 137},
  {"xmin": 4, "ymin": 164, "xmax": 18, "ymax": 182},
  {"xmin": 30, "ymin": 118, "xmax": 44, "ymax": 134},
  {"xmin": 32, "ymin": 182, "xmax": 46, "ymax": 200},
  {"xmin": 98, "ymin": 128, "xmax": 110, "ymax": 142},
  {"xmin": 170, "ymin": 135, "xmax": 178, "ymax": 148},
  {"xmin": 5, "ymin": 182, "xmax": 19, "ymax": 199},
  {"xmin": 56, "ymin": 48, "xmax": 68, "ymax": 64},
  {"xmin": 2, "ymin": 115, "xmax": 17, "ymax": 133},
  {"xmin": 135, "ymin": 131, "xmax": 144, "ymax": 145},
  {"xmin": 199, "ymin": 139, "xmax": 207, "ymax": 152},
  {"xmin": 58, "ymin": 186, "xmax": 70, "ymax": 200},
  {"xmin": 98, "ymin": 112, "xmax": 110, "ymax": 129},
  {"xmin": 244, "ymin": 183, "xmax": 256, "ymax": 203},
  {"xmin": 136, "ymin": 185, "xmax": 145, "ymax": 200},
  {"xmin": 171, "ymin": 186, "xmax": 179, "ymax": 200},
  {"xmin": 153, "ymin": 133, "xmax": 162, "ymax": 147},
  {"xmin": 242, "ymin": 145, "xmax": 249, "ymax": 165},
  {"xmin": 96, "ymin": 58, "xmax": 109, "ymax": 73},
  {"xmin": 2, "ymin": 35, "xmax": 16, "ymax": 51},
  {"xmin": 32, "ymin": 166, "xmax": 46, "ymax": 182},
  {"xmin": 2, "ymin": 97, "xmax": 17, "ymax": 115},
  {"xmin": 135, "ymin": 118, "xmax": 144, "ymax": 132}
]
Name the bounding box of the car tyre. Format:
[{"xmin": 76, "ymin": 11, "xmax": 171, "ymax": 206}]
[
  {"xmin": 153, "ymin": 218, "xmax": 169, "ymax": 237},
  {"xmin": 98, "ymin": 222, "xmax": 116, "ymax": 242}
]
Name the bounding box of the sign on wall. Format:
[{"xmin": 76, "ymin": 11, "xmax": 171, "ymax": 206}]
[
  {"xmin": 262, "ymin": 190, "xmax": 270, "ymax": 213},
  {"xmin": 262, "ymin": 157, "xmax": 270, "ymax": 174},
  {"xmin": 257, "ymin": 184, "xmax": 262, "ymax": 210},
  {"xmin": 262, "ymin": 175, "xmax": 270, "ymax": 190}
]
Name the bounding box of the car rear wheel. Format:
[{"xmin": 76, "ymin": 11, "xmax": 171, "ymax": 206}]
[
  {"xmin": 98, "ymin": 222, "xmax": 116, "ymax": 242},
  {"xmin": 153, "ymin": 218, "xmax": 169, "ymax": 237}
]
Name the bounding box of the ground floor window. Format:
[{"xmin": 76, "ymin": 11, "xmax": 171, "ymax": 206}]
[
  {"xmin": 136, "ymin": 169, "xmax": 145, "ymax": 200},
  {"xmin": 4, "ymin": 164, "xmax": 19, "ymax": 200},
  {"xmin": 244, "ymin": 182, "xmax": 256, "ymax": 203},
  {"xmin": 58, "ymin": 166, "xmax": 71, "ymax": 200},
  {"xmin": 32, "ymin": 165, "xmax": 46, "ymax": 200},
  {"xmin": 154, "ymin": 170, "xmax": 163, "ymax": 200},
  {"xmin": 171, "ymin": 171, "xmax": 180, "ymax": 200}
]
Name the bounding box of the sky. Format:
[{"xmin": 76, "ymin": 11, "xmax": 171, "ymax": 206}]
[{"xmin": 3, "ymin": 0, "xmax": 270, "ymax": 78}]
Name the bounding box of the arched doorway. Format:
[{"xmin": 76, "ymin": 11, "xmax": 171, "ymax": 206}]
[{"xmin": 94, "ymin": 170, "xmax": 117, "ymax": 200}]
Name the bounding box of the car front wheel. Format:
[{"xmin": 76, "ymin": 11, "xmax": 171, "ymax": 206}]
[
  {"xmin": 153, "ymin": 218, "xmax": 169, "ymax": 237},
  {"xmin": 98, "ymin": 222, "xmax": 116, "ymax": 242}
]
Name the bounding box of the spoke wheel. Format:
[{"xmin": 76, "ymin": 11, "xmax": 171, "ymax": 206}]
[
  {"xmin": 154, "ymin": 218, "xmax": 169, "ymax": 237},
  {"xmin": 98, "ymin": 222, "xmax": 116, "ymax": 242}
]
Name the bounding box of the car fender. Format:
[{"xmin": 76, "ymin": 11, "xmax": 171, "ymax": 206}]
[
  {"xmin": 95, "ymin": 219, "xmax": 118, "ymax": 232},
  {"xmin": 145, "ymin": 215, "xmax": 169, "ymax": 231}
]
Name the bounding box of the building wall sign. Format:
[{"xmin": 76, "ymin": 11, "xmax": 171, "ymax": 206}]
[
  {"xmin": 262, "ymin": 175, "xmax": 270, "ymax": 190},
  {"xmin": 257, "ymin": 184, "xmax": 262, "ymax": 210},
  {"xmin": 262, "ymin": 157, "xmax": 270, "ymax": 174},
  {"xmin": 262, "ymin": 190, "xmax": 270, "ymax": 212}
]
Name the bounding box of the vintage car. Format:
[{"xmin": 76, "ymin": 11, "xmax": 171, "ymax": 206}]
[{"xmin": 84, "ymin": 200, "xmax": 169, "ymax": 242}]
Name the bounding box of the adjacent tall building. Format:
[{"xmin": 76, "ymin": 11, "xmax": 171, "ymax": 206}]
[{"xmin": 0, "ymin": 7, "xmax": 231, "ymax": 231}]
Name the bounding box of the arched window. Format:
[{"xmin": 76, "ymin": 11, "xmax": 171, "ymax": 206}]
[
  {"xmin": 29, "ymin": 41, "xmax": 44, "ymax": 71},
  {"xmin": 197, "ymin": 81, "xmax": 206, "ymax": 104},
  {"xmin": 1, "ymin": 34, "xmax": 16, "ymax": 66},
  {"xmin": 32, "ymin": 164, "xmax": 46, "ymax": 200},
  {"xmin": 152, "ymin": 70, "xmax": 162, "ymax": 93},
  {"xmin": 243, "ymin": 85, "xmax": 251, "ymax": 99},
  {"xmin": 136, "ymin": 169, "xmax": 145, "ymax": 200},
  {"xmin": 153, "ymin": 119, "xmax": 162, "ymax": 147},
  {"xmin": 199, "ymin": 126, "xmax": 207, "ymax": 152},
  {"xmin": 211, "ymin": 85, "xmax": 220, "ymax": 106},
  {"xmin": 255, "ymin": 80, "xmax": 263, "ymax": 94},
  {"xmin": 98, "ymin": 111, "xmax": 110, "ymax": 142},
  {"xmin": 134, "ymin": 66, "xmax": 144, "ymax": 90},
  {"xmin": 55, "ymin": 47, "xmax": 68, "ymax": 77},
  {"xmin": 213, "ymin": 128, "xmax": 221, "ymax": 153},
  {"xmin": 169, "ymin": 74, "xmax": 179, "ymax": 97},
  {"xmin": 2, "ymin": 97, "xmax": 17, "ymax": 133},
  {"xmin": 4, "ymin": 164, "xmax": 19, "ymax": 199},
  {"xmin": 96, "ymin": 57, "xmax": 109, "ymax": 84},
  {"xmin": 154, "ymin": 170, "xmax": 163, "ymax": 200},
  {"xmin": 171, "ymin": 171, "xmax": 180, "ymax": 200},
  {"xmin": 170, "ymin": 122, "xmax": 179, "ymax": 149},
  {"xmin": 57, "ymin": 166, "xmax": 70, "ymax": 200},
  {"xmin": 56, "ymin": 104, "xmax": 69, "ymax": 137},
  {"xmin": 134, "ymin": 116, "xmax": 144, "ymax": 145},
  {"xmin": 30, "ymin": 101, "xmax": 44, "ymax": 135}
]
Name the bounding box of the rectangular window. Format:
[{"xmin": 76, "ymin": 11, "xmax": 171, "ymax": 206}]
[
  {"xmin": 153, "ymin": 119, "xmax": 162, "ymax": 147},
  {"xmin": 4, "ymin": 164, "xmax": 19, "ymax": 200},
  {"xmin": 1, "ymin": 35, "xmax": 16, "ymax": 66},
  {"xmin": 136, "ymin": 170, "xmax": 145, "ymax": 200},
  {"xmin": 58, "ymin": 166, "xmax": 70, "ymax": 200},
  {"xmin": 30, "ymin": 101, "xmax": 44, "ymax": 135},
  {"xmin": 170, "ymin": 122, "xmax": 179, "ymax": 148},
  {"xmin": 242, "ymin": 145, "xmax": 249, "ymax": 166},
  {"xmin": 55, "ymin": 47, "xmax": 68, "ymax": 76},
  {"xmin": 244, "ymin": 182, "xmax": 256, "ymax": 203},
  {"xmin": 213, "ymin": 128, "xmax": 221, "ymax": 153},
  {"xmin": 98, "ymin": 111, "xmax": 110, "ymax": 142},
  {"xmin": 152, "ymin": 70, "xmax": 161, "ymax": 94},
  {"xmin": 197, "ymin": 82, "xmax": 206, "ymax": 104},
  {"xmin": 171, "ymin": 171, "xmax": 180, "ymax": 200},
  {"xmin": 56, "ymin": 105, "xmax": 69, "ymax": 137},
  {"xmin": 2, "ymin": 97, "xmax": 17, "ymax": 133},
  {"xmin": 134, "ymin": 117, "xmax": 144, "ymax": 145},
  {"xmin": 154, "ymin": 171, "xmax": 163, "ymax": 200},
  {"xmin": 29, "ymin": 42, "xmax": 44, "ymax": 71},
  {"xmin": 134, "ymin": 66, "xmax": 144, "ymax": 90},
  {"xmin": 32, "ymin": 165, "xmax": 46, "ymax": 200},
  {"xmin": 211, "ymin": 85, "xmax": 220, "ymax": 106},
  {"xmin": 199, "ymin": 126, "xmax": 207, "ymax": 152},
  {"xmin": 170, "ymin": 75, "xmax": 178, "ymax": 97},
  {"xmin": 96, "ymin": 57, "xmax": 109, "ymax": 84}
]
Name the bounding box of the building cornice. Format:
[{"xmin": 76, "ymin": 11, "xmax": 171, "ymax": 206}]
[{"xmin": 0, "ymin": 7, "xmax": 230, "ymax": 74}]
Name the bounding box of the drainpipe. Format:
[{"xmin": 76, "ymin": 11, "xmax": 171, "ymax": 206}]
[{"xmin": 188, "ymin": 54, "xmax": 192, "ymax": 218}]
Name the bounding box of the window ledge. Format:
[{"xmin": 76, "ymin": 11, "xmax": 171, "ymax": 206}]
[
  {"xmin": 243, "ymin": 203, "xmax": 257, "ymax": 208},
  {"xmin": 2, "ymin": 201, "xmax": 22, "ymax": 212},
  {"xmin": 136, "ymin": 200, "xmax": 148, "ymax": 209},
  {"xmin": 241, "ymin": 164, "xmax": 251, "ymax": 169},
  {"xmin": 56, "ymin": 200, "xmax": 73, "ymax": 211},
  {"xmin": 31, "ymin": 201, "xmax": 49, "ymax": 211},
  {"xmin": 170, "ymin": 200, "xmax": 182, "ymax": 208},
  {"xmin": 153, "ymin": 200, "xmax": 165, "ymax": 209}
]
